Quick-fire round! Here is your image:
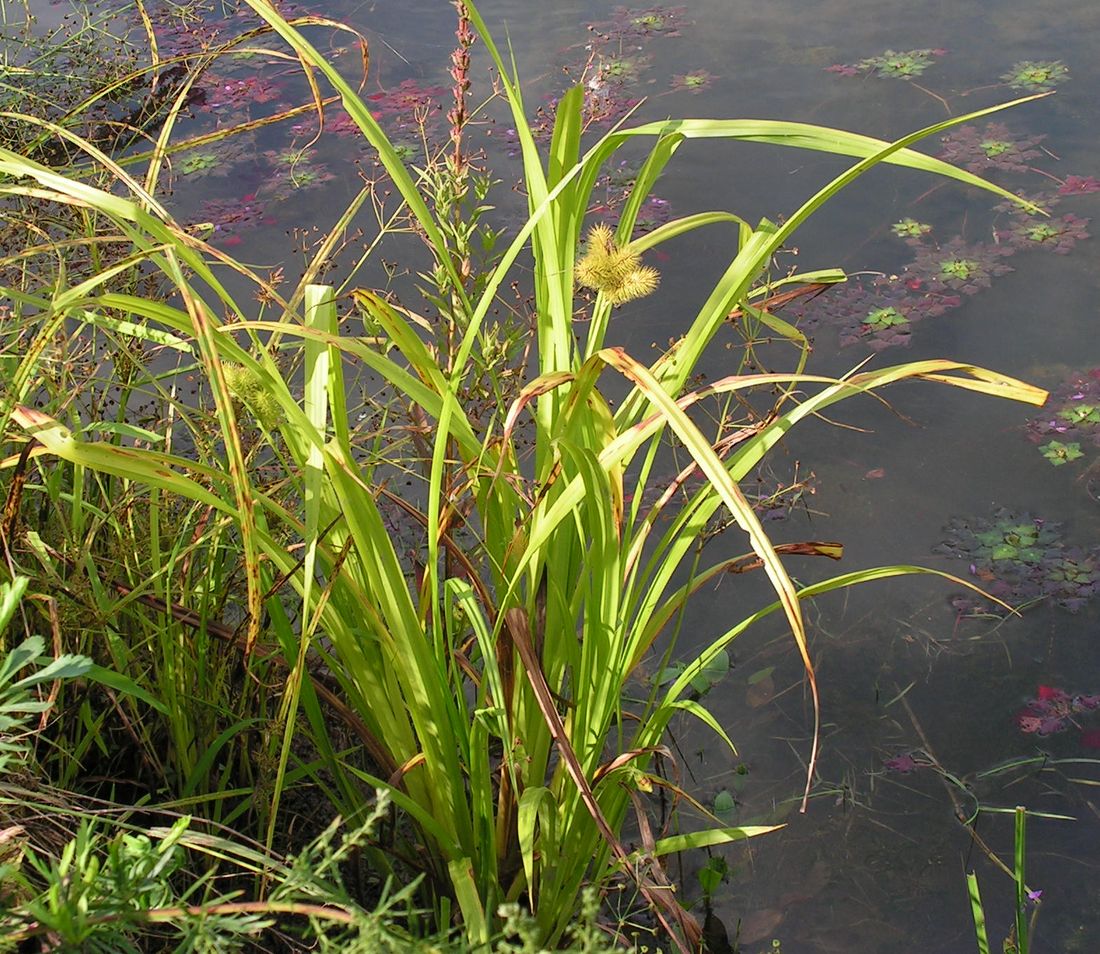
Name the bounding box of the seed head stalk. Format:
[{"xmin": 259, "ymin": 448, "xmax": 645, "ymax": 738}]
[
  {"xmin": 448, "ymin": 1, "xmax": 474, "ymax": 180},
  {"xmin": 436, "ymin": 2, "xmax": 477, "ymax": 603},
  {"xmin": 440, "ymin": 0, "xmax": 476, "ymax": 364}
]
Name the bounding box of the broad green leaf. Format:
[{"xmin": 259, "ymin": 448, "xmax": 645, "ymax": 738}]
[{"xmin": 713, "ymin": 790, "xmax": 737, "ymax": 823}]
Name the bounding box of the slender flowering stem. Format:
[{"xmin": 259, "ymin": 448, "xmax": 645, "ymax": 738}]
[{"xmin": 448, "ymin": 1, "xmax": 474, "ymax": 177}]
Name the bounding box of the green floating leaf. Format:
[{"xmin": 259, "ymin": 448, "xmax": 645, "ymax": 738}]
[
  {"xmin": 1039, "ymin": 440, "xmax": 1084, "ymax": 466},
  {"xmin": 713, "ymin": 789, "xmax": 737, "ymax": 823},
  {"xmin": 730, "ymin": 764, "xmax": 751, "ymax": 794},
  {"xmin": 690, "ymin": 649, "xmax": 731, "ymax": 693},
  {"xmin": 655, "ymin": 661, "xmax": 685, "ymax": 686},
  {"xmin": 748, "ymin": 666, "xmax": 775, "ymax": 686}
]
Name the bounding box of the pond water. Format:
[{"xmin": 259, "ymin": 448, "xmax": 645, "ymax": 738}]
[{"xmin": 12, "ymin": 0, "xmax": 1100, "ymax": 950}]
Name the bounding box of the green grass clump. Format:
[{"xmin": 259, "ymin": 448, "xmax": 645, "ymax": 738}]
[{"xmin": 0, "ymin": 0, "xmax": 1053, "ymax": 949}]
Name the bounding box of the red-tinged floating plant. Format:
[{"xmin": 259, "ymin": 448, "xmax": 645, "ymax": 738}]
[
  {"xmin": 1058, "ymin": 175, "xmax": 1100, "ymax": 195},
  {"xmin": 197, "ymin": 73, "xmax": 284, "ymax": 110},
  {"xmin": 193, "ymin": 194, "xmax": 273, "ymax": 240},
  {"xmin": 936, "ymin": 509, "xmax": 1100, "ymax": 616},
  {"xmin": 1002, "ymin": 59, "xmax": 1069, "ymax": 92},
  {"xmin": 1025, "ymin": 369, "xmax": 1100, "ymax": 468},
  {"xmin": 997, "ymin": 213, "xmax": 1090, "ymax": 254},
  {"xmin": 1017, "ymin": 686, "xmax": 1100, "ymax": 736},
  {"xmin": 796, "ymin": 274, "xmax": 959, "ymax": 353},
  {"xmin": 908, "ymin": 237, "xmax": 1013, "ymax": 295},
  {"xmin": 366, "ymin": 79, "xmax": 448, "ymax": 119},
  {"xmin": 827, "ymin": 47, "xmax": 946, "ymax": 80},
  {"xmin": 884, "ymin": 752, "xmax": 925, "ymax": 774},
  {"xmin": 938, "ymin": 122, "xmax": 1045, "ymax": 175}
]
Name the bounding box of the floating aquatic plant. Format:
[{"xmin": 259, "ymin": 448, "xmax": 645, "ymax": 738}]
[
  {"xmin": 1058, "ymin": 404, "xmax": 1100, "ymax": 426},
  {"xmin": 532, "ymin": 84, "xmax": 641, "ymax": 142},
  {"xmin": 827, "ymin": 48, "xmax": 946, "ymax": 80},
  {"xmin": 937, "ymin": 122, "xmax": 1045, "ymax": 175},
  {"xmin": 261, "ymin": 147, "xmax": 334, "ymax": 193},
  {"xmin": 1026, "ymin": 369, "xmax": 1100, "ymax": 467},
  {"xmin": 1039, "ymin": 440, "xmax": 1085, "ymax": 466},
  {"xmin": 591, "ymin": 167, "xmax": 673, "ymax": 231},
  {"xmin": 797, "ymin": 275, "xmax": 959, "ymax": 352},
  {"xmin": 265, "ymin": 146, "xmax": 318, "ymax": 168},
  {"xmin": 596, "ymin": 53, "xmax": 650, "ymax": 85},
  {"xmin": 365, "ymin": 79, "xmax": 448, "ymax": 119},
  {"xmin": 891, "ymin": 218, "xmax": 933, "ymax": 242},
  {"xmin": 584, "ymin": 84, "xmax": 643, "ymax": 128},
  {"xmin": 178, "ymin": 152, "xmax": 221, "ymax": 176},
  {"xmin": 936, "ymin": 509, "xmax": 1100, "ymax": 615},
  {"xmin": 861, "ymin": 306, "xmax": 909, "ymax": 331},
  {"xmin": 175, "ymin": 135, "xmax": 252, "ymax": 180},
  {"xmin": 631, "ymin": 195, "xmax": 672, "ymax": 233},
  {"xmin": 192, "ymin": 193, "xmax": 272, "ymax": 242},
  {"xmin": 596, "ymin": 5, "xmax": 689, "ymax": 40},
  {"xmin": 269, "ymin": 163, "xmax": 335, "ymax": 197},
  {"xmin": 1016, "ymin": 685, "xmax": 1100, "ymax": 737},
  {"xmin": 592, "ymin": 160, "xmax": 643, "ymax": 214},
  {"xmin": 290, "ymin": 108, "xmax": 363, "ymax": 140},
  {"xmin": 671, "ymin": 69, "xmax": 714, "ymax": 94},
  {"xmin": 1058, "ymin": 175, "xmax": 1100, "ymax": 196},
  {"xmin": 823, "ymin": 63, "xmax": 862, "ymax": 78},
  {"xmin": 1002, "ymin": 59, "xmax": 1069, "ymax": 92},
  {"xmin": 908, "ymin": 238, "xmax": 1013, "ymax": 295},
  {"xmin": 359, "ymin": 79, "xmax": 449, "ymax": 144},
  {"xmin": 883, "ymin": 752, "xmax": 923, "ymax": 774},
  {"xmin": 997, "ymin": 213, "xmax": 1090, "ymax": 254},
  {"xmin": 992, "ymin": 190, "xmax": 1057, "ymax": 217},
  {"xmin": 197, "ymin": 73, "xmax": 284, "ymax": 110}
]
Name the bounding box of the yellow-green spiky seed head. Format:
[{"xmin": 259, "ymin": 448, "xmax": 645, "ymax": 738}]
[
  {"xmin": 222, "ymin": 363, "xmax": 280, "ymax": 429},
  {"xmin": 605, "ymin": 265, "xmax": 661, "ymax": 305},
  {"xmin": 575, "ymin": 224, "xmax": 660, "ymax": 305},
  {"xmin": 222, "ymin": 362, "xmax": 258, "ymax": 397},
  {"xmin": 575, "ymin": 224, "xmax": 640, "ymax": 293}
]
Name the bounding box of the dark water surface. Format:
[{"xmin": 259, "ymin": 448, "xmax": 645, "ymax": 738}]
[{"xmin": 17, "ymin": 0, "xmax": 1100, "ymax": 949}]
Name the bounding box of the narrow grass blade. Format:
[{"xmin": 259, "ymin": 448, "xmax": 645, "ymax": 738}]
[
  {"xmin": 967, "ymin": 871, "xmax": 991, "ymax": 954},
  {"xmin": 1014, "ymin": 805, "xmax": 1028, "ymax": 954}
]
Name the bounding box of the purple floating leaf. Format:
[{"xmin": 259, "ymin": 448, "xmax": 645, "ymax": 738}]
[
  {"xmin": 884, "ymin": 753, "xmax": 920, "ymax": 774},
  {"xmin": 825, "ymin": 63, "xmax": 862, "ymax": 77},
  {"xmin": 1058, "ymin": 175, "xmax": 1100, "ymax": 195}
]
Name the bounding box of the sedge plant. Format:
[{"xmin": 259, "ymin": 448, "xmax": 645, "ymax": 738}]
[
  {"xmin": 966, "ymin": 806, "xmax": 1041, "ymax": 954},
  {"xmin": 0, "ymin": 0, "xmax": 1053, "ymax": 947}
]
